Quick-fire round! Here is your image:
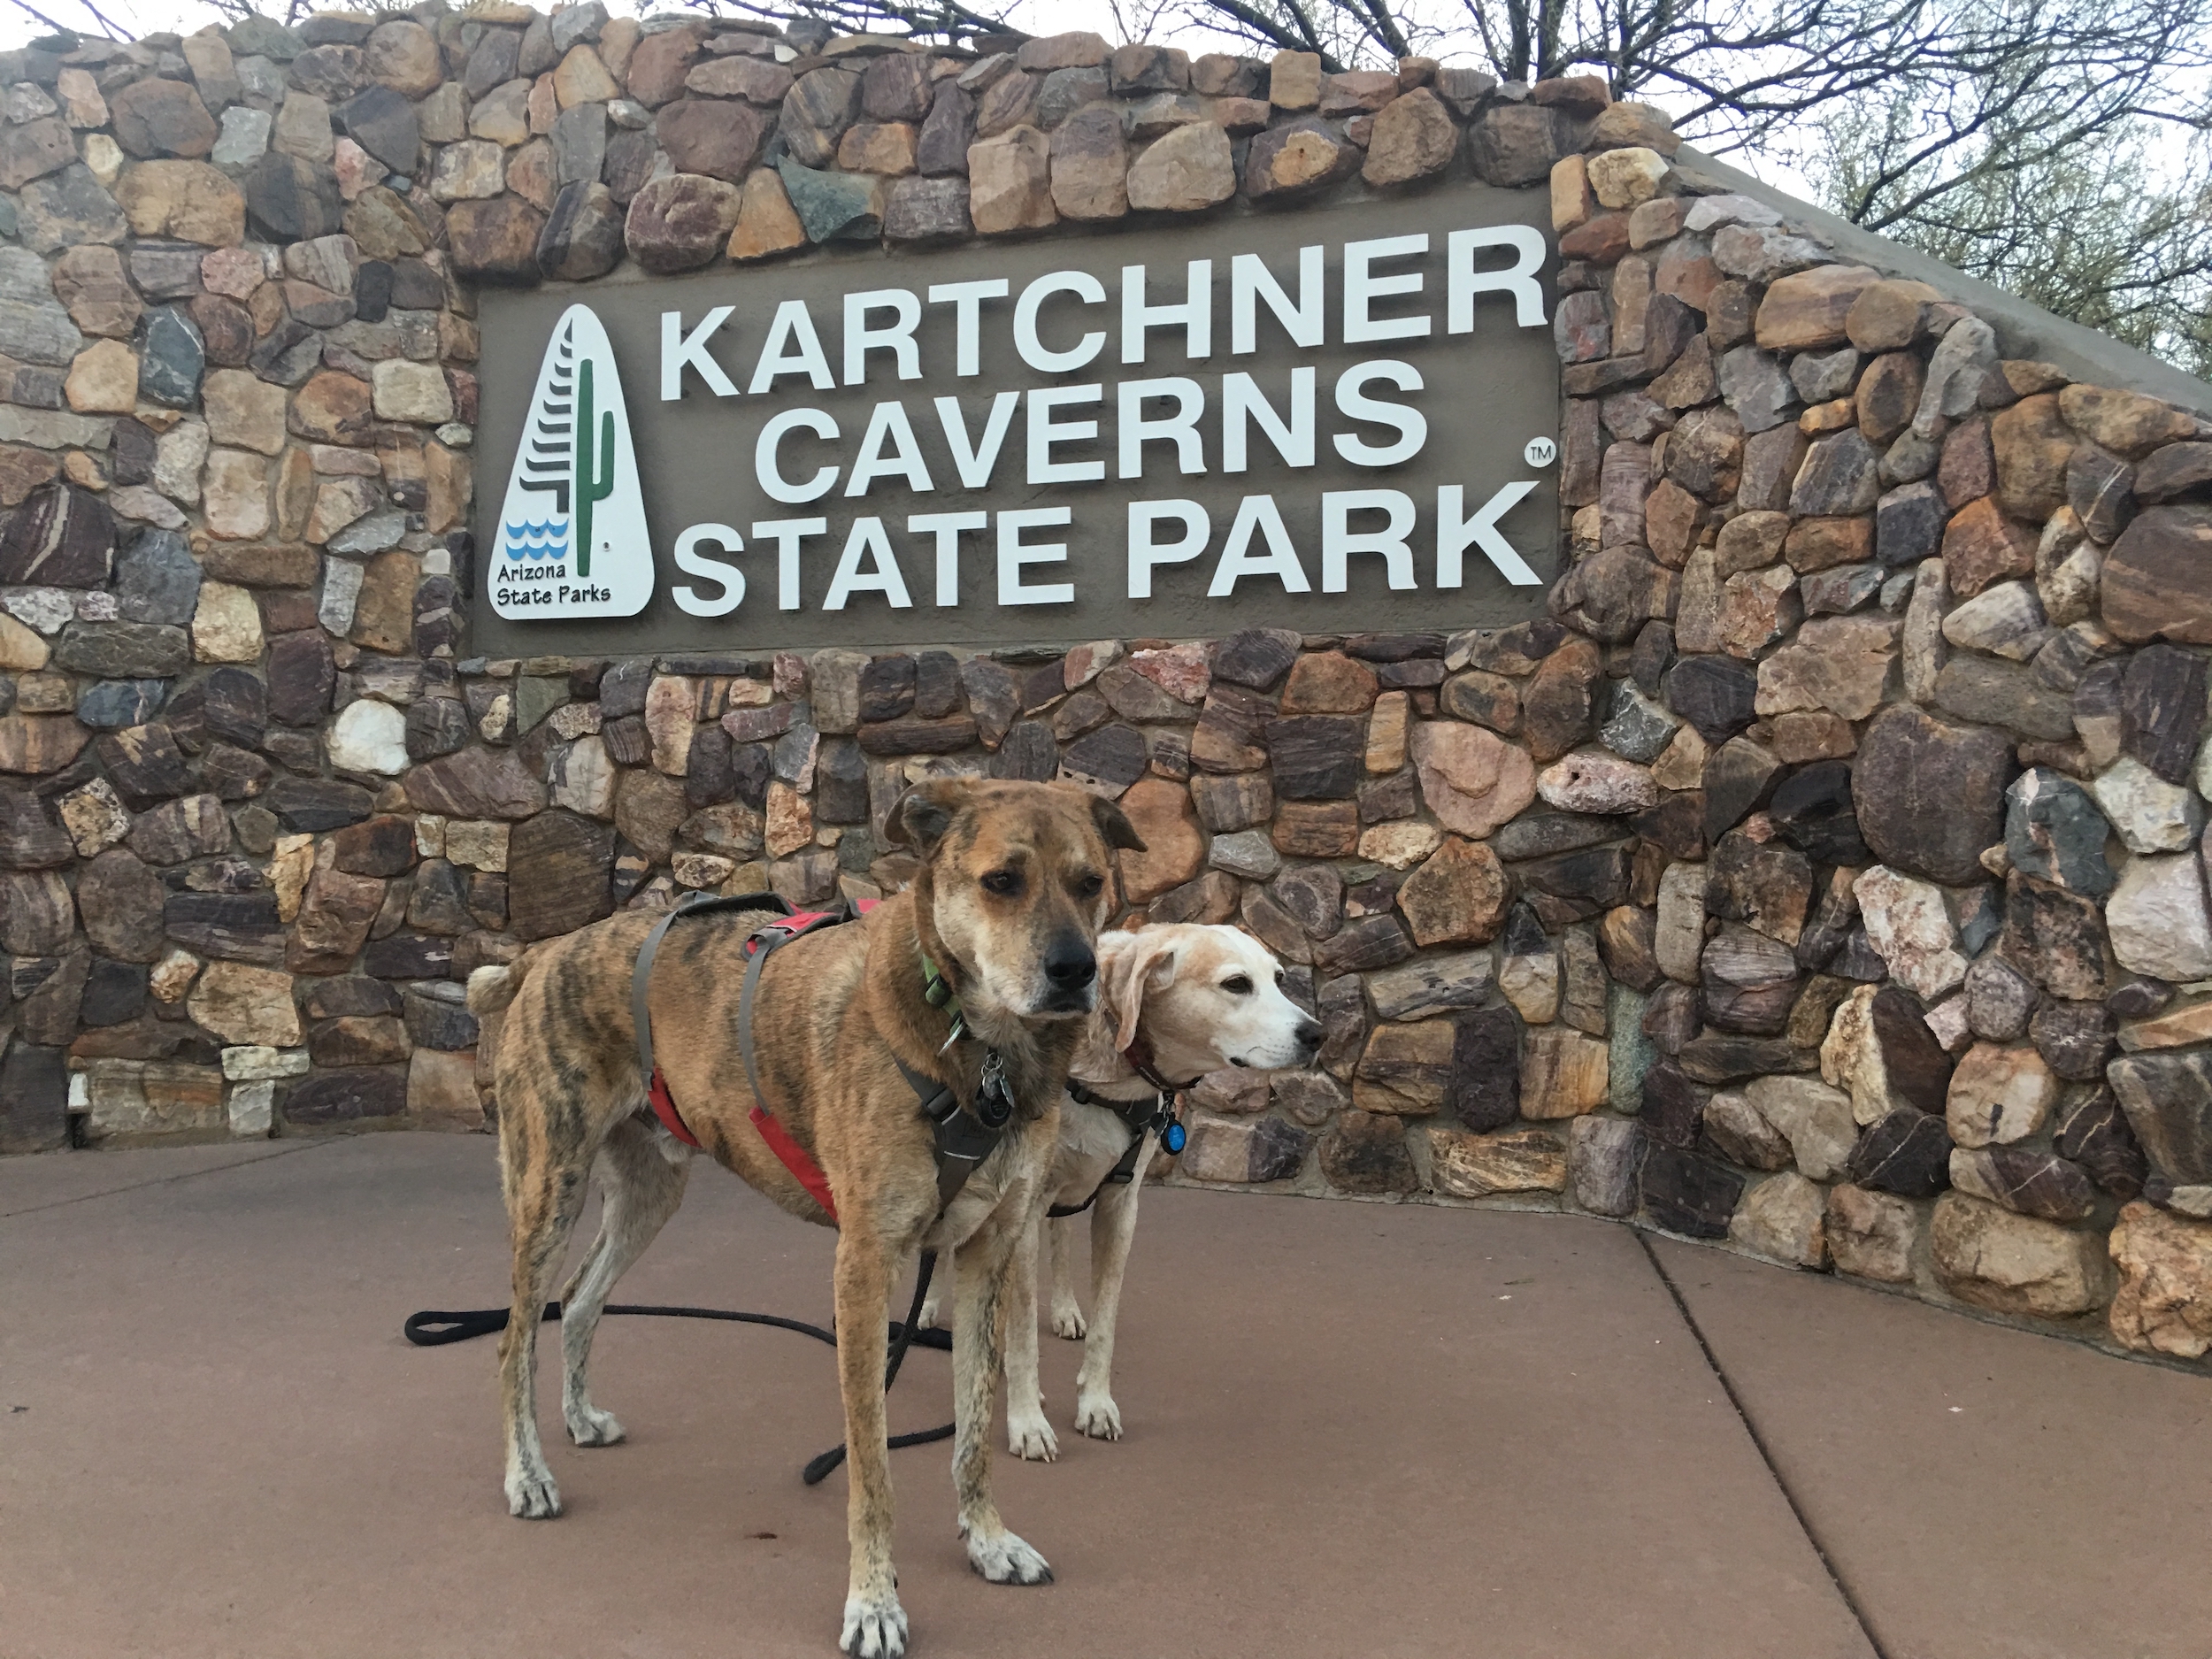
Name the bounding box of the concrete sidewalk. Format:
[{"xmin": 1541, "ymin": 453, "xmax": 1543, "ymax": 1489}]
[{"xmin": 1, "ymin": 1136, "xmax": 2205, "ymax": 1659}]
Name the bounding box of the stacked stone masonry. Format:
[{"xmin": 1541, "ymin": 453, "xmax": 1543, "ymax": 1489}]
[{"xmin": 0, "ymin": 5, "xmax": 2209, "ymax": 1371}]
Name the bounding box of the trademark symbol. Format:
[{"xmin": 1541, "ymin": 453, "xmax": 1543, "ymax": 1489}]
[{"xmin": 1524, "ymin": 436, "xmax": 1557, "ymax": 467}]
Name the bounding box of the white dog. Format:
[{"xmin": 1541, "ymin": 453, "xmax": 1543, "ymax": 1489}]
[{"xmin": 926, "ymin": 924, "xmax": 1321, "ymax": 1458}]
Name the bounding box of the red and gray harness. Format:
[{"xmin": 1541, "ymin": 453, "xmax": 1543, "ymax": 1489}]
[{"xmin": 628, "ymin": 890, "xmax": 1010, "ymax": 1225}]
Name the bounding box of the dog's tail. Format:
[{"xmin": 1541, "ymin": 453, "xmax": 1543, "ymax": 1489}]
[{"xmin": 466, "ymin": 959, "xmax": 526, "ymax": 1018}]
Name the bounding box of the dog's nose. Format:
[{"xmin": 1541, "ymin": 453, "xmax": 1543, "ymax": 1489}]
[
  {"xmin": 1296, "ymin": 1019, "xmax": 1324, "ymax": 1055},
  {"xmin": 1042, "ymin": 937, "xmax": 1096, "ymax": 991}
]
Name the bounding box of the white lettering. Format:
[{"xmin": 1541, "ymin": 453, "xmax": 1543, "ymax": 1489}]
[
  {"xmin": 1438, "ymin": 481, "xmax": 1542, "ymax": 585},
  {"xmin": 1231, "ymin": 248, "xmax": 1324, "ymax": 353},
  {"xmin": 1333, "ymin": 361, "xmax": 1426, "ymax": 466},
  {"xmin": 672, "ymin": 523, "xmax": 745, "ymax": 616},
  {"xmin": 845, "ymin": 401, "xmax": 935, "ymax": 496},
  {"xmin": 1322, "ymin": 489, "xmax": 1417, "ymax": 592},
  {"xmin": 822, "ymin": 516, "xmax": 914, "ymax": 609},
  {"xmin": 1122, "ymin": 260, "xmax": 1212, "ymax": 364},
  {"xmin": 751, "ymin": 517, "xmax": 827, "ymax": 610},
  {"xmin": 999, "ymin": 507, "xmax": 1076, "ymax": 605},
  {"xmin": 754, "ymin": 408, "xmax": 840, "ymax": 503},
  {"xmin": 909, "ymin": 510, "xmax": 987, "ymax": 606},
  {"xmin": 934, "ymin": 392, "xmax": 1020, "ymax": 489},
  {"xmin": 1118, "ymin": 377, "xmax": 1205, "ymax": 479},
  {"xmin": 1014, "ymin": 271, "xmax": 1108, "ymax": 373},
  {"xmin": 748, "ymin": 299, "xmax": 835, "ymax": 393},
  {"xmin": 1127, "ymin": 499, "xmax": 1209, "ymax": 597},
  {"xmin": 1027, "ymin": 384, "xmax": 1104, "ymax": 485},
  {"xmin": 928, "ymin": 278, "xmax": 1010, "ymax": 377},
  {"xmin": 843, "ymin": 288, "xmax": 923, "ymax": 385},
  {"xmin": 1343, "ymin": 234, "xmax": 1431, "ymax": 343},
  {"xmin": 661, "ymin": 308, "xmax": 738, "ymax": 401},
  {"xmin": 1222, "ymin": 368, "xmax": 1315, "ymax": 472},
  {"xmin": 1207, "ymin": 495, "xmax": 1310, "ymax": 595},
  {"xmin": 1448, "ymin": 225, "xmax": 1548, "ymax": 331}
]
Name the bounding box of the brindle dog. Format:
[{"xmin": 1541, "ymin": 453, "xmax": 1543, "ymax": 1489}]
[{"xmin": 473, "ymin": 778, "xmax": 1141, "ymax": 1659}]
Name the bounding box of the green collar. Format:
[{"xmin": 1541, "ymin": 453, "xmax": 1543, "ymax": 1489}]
[{"xmin": 920, "ymin": 952, "xmax": 969, "ymax": 1051}]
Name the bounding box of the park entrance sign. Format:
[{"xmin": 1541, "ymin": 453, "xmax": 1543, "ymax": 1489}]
[{"xmin": 472, "ymin": 179, "xmax": 1559, "ymax": 657}]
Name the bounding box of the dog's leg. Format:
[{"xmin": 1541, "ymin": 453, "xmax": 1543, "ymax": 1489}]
[
  {"xmin": 559, "ymin": 1116, "xmax": 690, "ymax": 1448},
  {"xmin": 952, "ymin": 1216, "xmax": 1053, "ymax": 1585},
  {"xmin": 918, "ymin": 1241, "xmax": 950, "ymax": 1329},
  {"xmin": 833, "ymin": 1226, "xmax": 909, "ymax": 1659},
  {"xmin": 498, "ymin": 1124, "xmax": 591, "ymax": 1520},
  {"xmin": 1072, "ymin": 1149, "xmax": 1151, "ymax": 1442},
  {"xmin": 1002, "ymin": 1211, "xmax": 1056, "ymax": 1462},
  {"xmin": 1046, "ymin": 1212, "xmax": 1086, "ymax": 1340}
]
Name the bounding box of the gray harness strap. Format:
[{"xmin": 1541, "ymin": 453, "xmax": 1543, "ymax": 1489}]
[{"xmin": 628, "ymin": 889, "xmax": 787, "ymax": 1088}]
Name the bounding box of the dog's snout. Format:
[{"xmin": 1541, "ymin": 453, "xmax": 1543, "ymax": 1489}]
[
  {"xmin": 1043, "ymin": 936, "xmax": 1096, "ymax": 991},
  {"xmin": 1296, "ymin": 1018, "xmax": 1324, "ymax": 1055}
]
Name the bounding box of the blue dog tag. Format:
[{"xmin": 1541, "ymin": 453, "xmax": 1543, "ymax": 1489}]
[{"xmin": 1162, "ymin": 1120, "xmax": 1186, "ymax": 1155}]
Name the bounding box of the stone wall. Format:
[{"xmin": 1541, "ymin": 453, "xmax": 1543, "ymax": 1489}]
[{"xmin": 2, "ymin": 6, "xmax": 2210, "ymax": 1370}]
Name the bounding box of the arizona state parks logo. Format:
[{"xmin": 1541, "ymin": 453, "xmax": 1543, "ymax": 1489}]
[{"xmin": 491, "ymin": 303, "xmax": 652, "ymax": 618}]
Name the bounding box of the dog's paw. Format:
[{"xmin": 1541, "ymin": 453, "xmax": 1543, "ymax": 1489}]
[
  {"xmin": 1072, "ymin": 1392, "xmax": 1122, "ymax": 1441},
  {"xmin": 564, "ymin": 1402, "xmax": 626, "ymax": 1448},
  {"xmin": 839, "ymin": 1589, "xmax": 908, "ymax": 1659},
  {"xmin": 918, "ymin": 1294, "xmax": 943, "ymax": 1330},
  {"xmin": 504, "ymin": 1464, "xmax": 563, "ymax": 1519},
  {"xmin": 1006, "ymin": 1410, "xmax": 1058, "ymax": 1462},
  {"xmin": 1048, "ymin": 1302, "xmax": 1087, "ymax": 1340},
  {"xmin": 967, "ymin": 1529, "xmax": 1053, "ymax": 1586}
]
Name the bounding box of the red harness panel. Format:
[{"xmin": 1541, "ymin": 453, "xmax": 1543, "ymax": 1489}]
[{"xmin": 645, "ymin": 902, "xmax": 877, "ymax": 1225}]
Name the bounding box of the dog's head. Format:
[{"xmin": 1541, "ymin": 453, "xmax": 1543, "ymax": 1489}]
[
  {"xmin": 1097, "ymin": 924, "xmax": 1324, "ymax": 1079},
  {"xmin": 886, "ymin": 778, "xmax": 1143, "ymax": 1023}
]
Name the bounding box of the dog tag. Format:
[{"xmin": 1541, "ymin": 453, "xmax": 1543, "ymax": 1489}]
[
  {"xmin": 1162, "ymin": 1119, "xmax": 1186, "ymax": 1155},
  {"xmin": 975, "ymin": 1051, "xmax": 1014, "ymax": 1129}
]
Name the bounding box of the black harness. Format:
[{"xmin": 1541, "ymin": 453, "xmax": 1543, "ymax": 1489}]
[{"xmin": 1046, "ymin": 1040, "xmax": 1194, "ymax": 1218}]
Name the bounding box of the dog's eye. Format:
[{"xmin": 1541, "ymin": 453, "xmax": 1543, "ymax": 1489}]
[
  {"xmin": 981, "ymin": 869, "xmax": 1021, "ymax": 896},
  {"xmin": 1274, "ymin": 970, "xmax": 1286, "ymax": 987},
  {"xmin": 1073, "ymin": 872, "xmax": 1104, "ymax": 900},
  {"xmin": 1222, "ymin": 974, "xmax": 1252, "ymax": 995}
]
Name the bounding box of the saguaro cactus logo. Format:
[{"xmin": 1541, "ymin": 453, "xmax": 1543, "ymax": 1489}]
[{"xmin": 490, "ymin": 303, "xmax": 651, "ymax": 618}]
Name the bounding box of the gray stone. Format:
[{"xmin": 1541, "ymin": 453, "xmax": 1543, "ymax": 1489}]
[
  {"xmin": 138, "ymin": 308, "xmax": 205, "ymax": 407},
  {"xmin": 2004, "ymin": 766, "xmax": 2115, "ymax": 895},
  {"xmin": 113, "ymin": 528, "xmax": 200, "ymax": 626}
]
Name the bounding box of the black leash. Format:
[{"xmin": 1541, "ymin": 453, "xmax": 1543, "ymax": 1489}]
[{"xmin": 402, "ymin": 1250, "xmax": 956, "ymax": 1480}]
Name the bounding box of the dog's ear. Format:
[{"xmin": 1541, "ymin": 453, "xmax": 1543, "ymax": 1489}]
[
  {"xmin": 1088, "ymin": 794, "xmax": 1147, "ymax": 854},
  {"xmin": 1106, "ymin": 933, "xmax": 1180, "ymax": 1053},
  {"xmin": 885, "ymin": 780, "xmax": 968, "ymax": 856}
]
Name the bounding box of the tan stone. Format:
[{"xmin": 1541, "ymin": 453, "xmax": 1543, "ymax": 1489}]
[
  {"xmin": 2108, "ymin": 1202, "xmax": 2212, "ymax": 1358},
  {"xmin": 1989, "ymin": 393, "xmax": 2074, "ymax": 521},
  {"xmin": 1946, "ymin": 1041, "xmax": 2057, "ymax": 1148},
  {"xmin": 271, "ymin": 833, "xmax": 313, "ymax": 922},
  {"xmin": 1755, "ymin": 265, "xmax": 1881, "ymax": 351},
  {"xmin": 1396, "ymin": 836, "xmax": 1509, "ymax": 946},
  {"xmin": 0, "ymin": 611, "xmax": 49, "ymax": 672},
  {"xmin": 729, "ymin": 167, "xmax": 806, "ymax": 261},
  {"xmin": 554, "ymin": 44, "xmax": 618, "ymax": 108},
  {"xmin": 1409, "ymin": 722, "xmax": 1538, "ymax": 839},
  {"xmin": 408, "ymin": 1047, "xmax": 483, "ymax": 1129},
  {"xmin": 967, "ymin": 126, "xmax": 1055, "ymax": 234},
  {"xmin": 1550, "ymin": 154, "xmax": 1594, "ymax": 233},
  {"xmin": 1845, "ymin": 278, "xmax": 1942, "ymax": 351},
  {"xmin": 1520, "ymin": 1027, "xmax": 1609, "ymax": 1119},
  {"xmin": 1357, "ymin": 819, "xmax": 1442, "ymax": 870},
  {"xmin": 85, "ymin": 1060, "xmax": 225, "ymax": 1139},
  {"xmin": 2058, "ymin": 384, "xmax": 2195, "ymax": 458},
  {"xmin": 1126, "ymin": 120, "xmax": 1236, "ymax": 211},
  {"xmin": 1825, "ymin": 1183, "xmax": 1919, "ymax": 1282},
  {"xmin": 1730, "ymin": 1171, "xmax": 1829, "ymax": 1267},
  {"xmin": 148, "ymin": 947, "xmax": 202, "ymax": 1003},
  {"xmin": 1430, "ymin": 1126, "xmax": 1567, "ymax": 1197},
  {"xmin": 1361, "ymin": 88, "xmax": 1455, "ymax": 188},
  {"xmin": 52, "ymin": 245, "xmax": 141, "ymax": 338},
  {"xmin": 349, "ymin": 550, "xmax": 419, "ymax": 655},
  {"xmin": 202, "ymin": 448, "xmax": 271, "ymax": 540},
  {"xmin": 1354, "ymin": 1018, "xmax": 1453, "ymax": 1114},
  {"xmin": 765, "ymin": 780, "xmax": 813, "ymax": 858},
  {"xmin": 1754, "ymin": 613, "xmax": 1899, "ymax": 723},
  {"xmin": 1939, "ymin": 495, "xmax": 2036, "ymax": 598},
  {"xmin": 644, "ymin": 672, "xmax": 696, "ymax": 776},
  {"xmin": 191, "ymin": 580, "xmax": 263, "ymax": 663},
  {"xmin": 114, "ymin": 159, "xmax": 245, "ymax": 246},
  {"xmin": 1269, "ymin": 50, "xmax": 1322, "ymax": 109},
  {"xmin": 1364, "ymin": 690, "xmax": 1409, "ymax": 773},
  {"xmin": 836, "ymin": 120, "xmax": 918, "ymax": 175},
  {"xmin": 1586, "ymin": 145, "xmax": 1667, "ymax": 209},
  {"xmin": 187, "ymin": 961, "xmax": 301, "ymax": 1047},
  {"xmin": 1049, "ymin": 104, "xmax": 1127, "ymax": 221},
  {"xmin": 1650, "ymin": 725, "xmax": 1709, "ymax": 791},
  {"xmin": 371, "ymin": 359, "xmax": 453, "ymax": 424},
  {"xmin": 65, "ymin": 340, "xmax": 140, "ymax": 415},
  {"xmin": 202, "ymin": 369, "xmax": 287, "ymax": 456},
  {"xmin": 1280, "ymin": 650, "xmax": 1378, "ymax": 712},
  {"xmin": 1117, "ymin": 775, "xmax": 1204, "ymax": 902},
  {"xmin": 307, "ymin": 476, "xmax": 380, "ymax": 544},
  {"xmin": 1931, "ymin": 1192, "xmax": 2108, "ymax": 1317}
]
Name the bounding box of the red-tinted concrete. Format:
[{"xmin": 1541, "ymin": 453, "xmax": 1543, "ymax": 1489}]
[
  {"xmin": 1652, "ymin": 1236, "xmax": 2212, "ymax": 1659},
  {"xmin": 2, "ymin": 1136, "xmax": 1871, "ymax": 1659}
]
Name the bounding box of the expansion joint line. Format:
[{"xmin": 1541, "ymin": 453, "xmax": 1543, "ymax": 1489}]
[{"xmin": 1634, "ymin": 1231, "xmax": 1896, "ymax": 1659}]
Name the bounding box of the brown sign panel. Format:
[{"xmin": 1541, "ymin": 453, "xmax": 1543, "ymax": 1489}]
[{"xmin": 471, "ymin": 178, "xmax": 1561, "ymax": 658}]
